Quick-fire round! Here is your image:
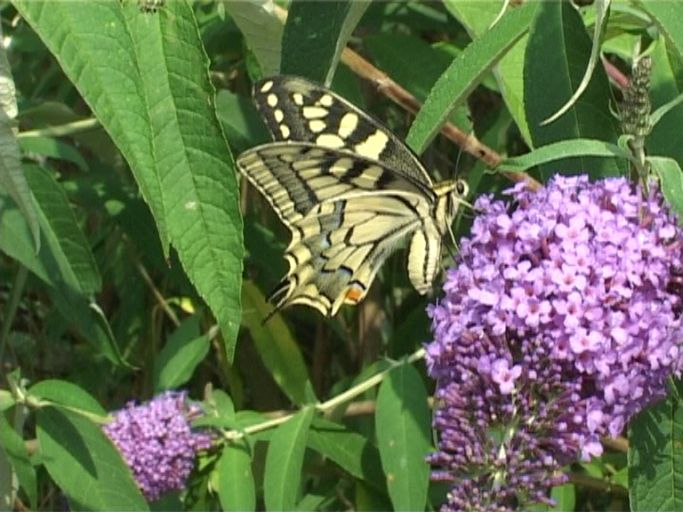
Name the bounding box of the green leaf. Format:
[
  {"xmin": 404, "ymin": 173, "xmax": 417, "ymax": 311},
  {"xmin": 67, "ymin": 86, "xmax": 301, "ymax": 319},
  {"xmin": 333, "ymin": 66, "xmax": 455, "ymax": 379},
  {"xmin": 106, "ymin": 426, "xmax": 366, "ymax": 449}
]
[
  {"xmin": 217, "ymin": 440, "xmax": 255, "ymax": 512},
  {"xmin": 406, "ymin": 2, "xmax": 538, "ymax": 154},
  {"xmin": 0, "ymin": 20, "xmax": 39, "ymax": 249},
  {"xmin": 37, "ymin": 407, "xmax": 148, "ymax": 511},
  {"xmin": 19, "ymin": 136, "xmax": 89, "ymax": 172},
  {"xmin": 364, "ymin": 33, "xmax": 471, "ymax": 133},
  {"xmin": 263, "ymin": 406, "xmax": 315, "ymax": 511},
  {"xmin": 636, "ymin": 1, "xmax": 683, "ymax": 63},
  {"xmin": 540, "ymin": 0, "xmax": 611, "ymax": 125},
  {"xmin": 223, "ymin": 0, "xmax": 284, "ymax": 76},
  {"xmin": 24, "ymin": 164, "xmax": 101, "ymax": 294},
  {"xmin": 629, "ymin": 379, "xmax": 683, "ymax": 511},
  {"xmin": 153, "ymin": 316, "xmax": 210, "ymax": 392},
  {"xmin": 0, "ymin": 197, "xmax": 126, "ymax": 365},
  {"xmin": 647, "ymin": 31, "xmax": 683, "ymax": 168},
  {"xmin": 12, "ymin": 0, "xmax": 168, "ymax": 252},
  {"xmin": 0, "ymin": 414, "xmax": 37, "ymax": 508},
  {"xmin": 443, "ymin": 0, "xmax": 532, "ymax": 142},
  {"xmin": 281, "ymin": 0, "xmax": 356, "ymax": 84},
  {"xmin": 499, "ymin": 139, "xmax": 633, "ymax": 173},
  {"xmin": 375, "ymin": 364, "xmax": 431, "ymax": 512},
  {"xmin": 523, "ymin": 1, "xmax": 622, "ymax": 179},
  {"xmin": 30, "ymin": 379, "xmax": 107, "ymax": 416},
  {"xmin": 216, "ymin": 90, "xmax": 270, "ymax": 154},
  {"xmin": 241, "ymin": 281, "xmax": 316, "ymax": 405},
  {"xmin": 14, "ymin": 1, "xmax": 244, "ymax": 357},
  {"xmin": 308, "ymin": 418, "xmax": 385, "ymax": 492},
  {"xmin": 650, "ymin": 156, "xmax": 683, "ymax": 218}
]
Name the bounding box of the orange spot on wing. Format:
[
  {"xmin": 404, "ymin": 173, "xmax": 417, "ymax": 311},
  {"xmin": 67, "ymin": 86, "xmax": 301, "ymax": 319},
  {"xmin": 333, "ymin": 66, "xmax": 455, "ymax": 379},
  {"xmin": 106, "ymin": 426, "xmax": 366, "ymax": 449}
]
[{"xmin": 344, "ymin": 286, "xmax": 363, "ymax": 304}]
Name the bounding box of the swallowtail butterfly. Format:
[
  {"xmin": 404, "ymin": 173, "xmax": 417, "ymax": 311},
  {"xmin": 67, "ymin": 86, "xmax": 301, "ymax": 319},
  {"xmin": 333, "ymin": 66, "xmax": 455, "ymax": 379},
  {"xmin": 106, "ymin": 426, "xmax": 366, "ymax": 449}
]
[{"xmin": 237, "ymin": 76, "xmax": 468, "ymax": 317}]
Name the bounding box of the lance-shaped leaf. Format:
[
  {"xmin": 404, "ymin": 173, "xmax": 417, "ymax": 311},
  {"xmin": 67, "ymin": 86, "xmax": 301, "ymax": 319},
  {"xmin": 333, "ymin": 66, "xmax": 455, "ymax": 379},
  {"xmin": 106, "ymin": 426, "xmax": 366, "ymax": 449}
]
[
  {"xmin": 281, "ymin": 0, "xmax": 365, "ymax": 84},
  {"xmin": 629, "ymin": 380, "xmax": 683, "ymax": 511},
  {"xmin": 0, "ymin": 20, "xmax": 39, "ymax": 248},
  {"xmin": 24, "ymin": 164, "xmax": 101, "ymax": 294},
  {"xmin": 13, "ymin": 0, "xmax": 244, "ymax": 358},
  {"xmin": 375, "ymin": 364, "xmax": 432, "ymax": 511},
  {"xmin": 406, "ymin": 2, "xmax": 538, "ymax": 154},
  {"xmin": 37, "ymin": 407, "xmax": 148, "ymax": 511},
  {"xmin": 263, "ymin": 407, "xmax": 315, "ymax": 511},
  {"xmin": 524, "ymin": 1, "xmax": 622, "ymax": 179}
]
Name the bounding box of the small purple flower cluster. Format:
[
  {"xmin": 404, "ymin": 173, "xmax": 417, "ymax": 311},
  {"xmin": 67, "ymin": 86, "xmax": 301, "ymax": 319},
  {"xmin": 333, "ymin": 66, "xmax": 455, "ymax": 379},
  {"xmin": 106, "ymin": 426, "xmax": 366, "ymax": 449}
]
[
  {"xmin": 103, "ymin": 391, "xmax": 212, "ymax": 501},
  {"xmin": 427, "ymin": 175, "xmax": 683, "ymax": 510}
]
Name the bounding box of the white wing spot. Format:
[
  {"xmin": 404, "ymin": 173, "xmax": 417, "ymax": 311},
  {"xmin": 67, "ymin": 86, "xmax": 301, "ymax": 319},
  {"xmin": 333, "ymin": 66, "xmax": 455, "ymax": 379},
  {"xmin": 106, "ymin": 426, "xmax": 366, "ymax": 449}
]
[
  {"xmin": 260, "ymin": 80, "xmax": 274, "ymax": 93},
  {"xmin": 274, "ymin": 109, "xmax": 284, "ymax": 123},
  {"xmin": 319, "ymin": 94, "xmax": 333, "ymax": 107},
  {"xmin": 309, "ymin": 119, "xmax": 326, "ymax": 133},
  {"xmin": 355, "ymin": 131, "xmax": 389, "ymax": 160},
  {"xmin": 280, "ymin": 124, "xmax": 291, "ymax": 138},
  {"xmin": 316, "ymin": 133, "xmax": 345, "ymax": 149},
  {"xmin": 303, "ymin": 106, "xmax": 328, "ymax": 119},
  {"xmin": 267, "ymin": 94, "xmax": 278, "ymax": 107},
  {"xmin": 292, "ymin": 93, "xmax": 304, "ymax": 106},
  {"xmin": 338, "ymin": 113, "xmax": 359, "ymax": 138}
]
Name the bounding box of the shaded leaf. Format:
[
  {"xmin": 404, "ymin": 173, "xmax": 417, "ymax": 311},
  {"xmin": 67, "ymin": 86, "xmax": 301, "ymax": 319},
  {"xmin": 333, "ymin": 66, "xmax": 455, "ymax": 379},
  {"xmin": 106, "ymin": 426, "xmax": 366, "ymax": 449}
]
[
  {"xmin": 19, "ymin": 136, "xmax": 89, "ymax": 171},
  {"xmin": 153, "ymin": 316, "xmax": 210, "ymax": 392},
  {"xmin": 24, "ymin": 164, "xmax": 101, "ymax": 294},
  {"xmin": 281, "ymin": 0, "xmax": 353, "ymax": 84},
  {"xmin": 647, "ymin": 30, "xmax": 683, "ymax": 169},
  {"xmin": 37, "ymin": 407, "xmax": 148, "ymax": 511},
  {"xmin": 0, "ymin": 414, "xmax": 37, "ymax": 508},
  {"xmin": 241, "ymin": 281, "xmax": 316, "ymax": 405}
]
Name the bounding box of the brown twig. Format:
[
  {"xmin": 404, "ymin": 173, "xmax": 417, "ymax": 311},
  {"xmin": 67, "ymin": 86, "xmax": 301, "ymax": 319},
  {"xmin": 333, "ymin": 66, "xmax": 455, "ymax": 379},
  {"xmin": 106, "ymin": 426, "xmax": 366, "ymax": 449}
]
[
  {"xmin": 340, "ymin": 47, "xmax": 541, "ymax": 190},
  {"xmin": 566, "ymin": 472, "xmax": 629, "ymax": 497},
  {"xmin": 601, "ymin": 435, "xmax": 628, "ymax": 453}
]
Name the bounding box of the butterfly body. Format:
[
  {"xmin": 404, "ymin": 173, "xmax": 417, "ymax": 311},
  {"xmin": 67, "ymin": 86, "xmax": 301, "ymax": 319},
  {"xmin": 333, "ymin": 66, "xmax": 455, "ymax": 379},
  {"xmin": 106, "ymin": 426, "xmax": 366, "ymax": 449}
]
[{"xmin": 237, "ymin": 76, "xmax": 468, "ymax": 316}]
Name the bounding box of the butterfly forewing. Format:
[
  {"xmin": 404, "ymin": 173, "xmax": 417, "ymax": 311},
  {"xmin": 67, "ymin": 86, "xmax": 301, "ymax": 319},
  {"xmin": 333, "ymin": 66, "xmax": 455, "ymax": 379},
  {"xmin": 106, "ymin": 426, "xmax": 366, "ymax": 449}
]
[
  {"xmin": 237, "ymin": 142, "xmax": 433, "ymax": 228},
  {"xmin": 254, "ymin": 76, "xmax": 434, "ymax": 186}
]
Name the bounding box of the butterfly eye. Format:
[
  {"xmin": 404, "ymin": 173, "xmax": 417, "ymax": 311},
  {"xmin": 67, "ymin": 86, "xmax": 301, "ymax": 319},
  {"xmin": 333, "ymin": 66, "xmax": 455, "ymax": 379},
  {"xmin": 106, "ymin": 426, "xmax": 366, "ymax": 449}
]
[{"xmin": 455, "ymin": 180, "xmax": 468, "ymax": 196}]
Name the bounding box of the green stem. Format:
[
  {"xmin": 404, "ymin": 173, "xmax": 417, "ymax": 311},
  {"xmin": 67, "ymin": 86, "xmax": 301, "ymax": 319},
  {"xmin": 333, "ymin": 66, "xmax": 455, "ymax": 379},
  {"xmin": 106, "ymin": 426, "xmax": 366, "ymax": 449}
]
[
  {"xmin": 18, "ymin": 118, "xmax": 100, "ymax": 139},
  {"xmin": 223, "ymin": 347, "xmax": 426, "ymax": 441}
]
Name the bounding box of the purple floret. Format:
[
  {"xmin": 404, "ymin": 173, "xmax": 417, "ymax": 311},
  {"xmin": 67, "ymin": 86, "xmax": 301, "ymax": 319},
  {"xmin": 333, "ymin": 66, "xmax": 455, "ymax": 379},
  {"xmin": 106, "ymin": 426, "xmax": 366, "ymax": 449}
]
[
  {"xmin": 427, "ymin": 175, "xmax": 683, "ymax": 510},
  {"xmin": 103, "ymin": 391, "xmax": 212, "ymax": 501}
]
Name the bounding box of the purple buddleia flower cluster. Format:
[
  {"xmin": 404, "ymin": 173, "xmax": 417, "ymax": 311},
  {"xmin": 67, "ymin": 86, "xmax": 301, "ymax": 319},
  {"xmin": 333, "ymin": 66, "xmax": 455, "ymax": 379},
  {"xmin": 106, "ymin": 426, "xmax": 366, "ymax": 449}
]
[
  {"xmin": 426, "ymin": 175, "xmax": 683, "ymax": 511},
  {"xmin": 103, "ymin": 391, "xmax": 212, "ymax": 501}
]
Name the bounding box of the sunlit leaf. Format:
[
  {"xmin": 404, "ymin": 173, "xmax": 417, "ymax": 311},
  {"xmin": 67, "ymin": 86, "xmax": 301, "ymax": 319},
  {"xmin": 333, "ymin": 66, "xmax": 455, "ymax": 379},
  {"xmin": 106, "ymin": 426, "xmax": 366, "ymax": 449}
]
[{"xmin": 263, "ymin": 407, "xmax": 315, "ymax": 511}]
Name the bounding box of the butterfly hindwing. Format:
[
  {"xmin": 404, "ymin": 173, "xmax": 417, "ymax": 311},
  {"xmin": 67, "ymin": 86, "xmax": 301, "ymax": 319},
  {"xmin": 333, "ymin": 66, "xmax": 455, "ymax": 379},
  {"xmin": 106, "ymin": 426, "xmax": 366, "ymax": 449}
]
[
  {"xmin": 270, "ymin": 196, "xmax": 427, "ymax": 316},
  {"xmin": 253, "ymin": 76, "xmax": 434, "ymax": 186}
]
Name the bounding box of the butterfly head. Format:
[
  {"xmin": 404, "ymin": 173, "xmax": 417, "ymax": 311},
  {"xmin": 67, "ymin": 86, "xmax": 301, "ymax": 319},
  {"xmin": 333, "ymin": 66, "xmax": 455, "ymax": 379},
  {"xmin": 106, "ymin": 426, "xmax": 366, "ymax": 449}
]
[{"xmin": 433, "ymin": 179, "xmax": 469, "ymax": 235}]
